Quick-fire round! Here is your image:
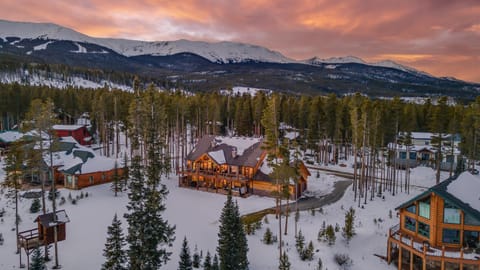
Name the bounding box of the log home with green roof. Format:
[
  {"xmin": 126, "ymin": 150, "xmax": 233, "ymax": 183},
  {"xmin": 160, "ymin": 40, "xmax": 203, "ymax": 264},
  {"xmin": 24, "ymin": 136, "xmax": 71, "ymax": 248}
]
[{"xmin": 387, "ymin": 172, "xmax": 480, "ymax": 270}]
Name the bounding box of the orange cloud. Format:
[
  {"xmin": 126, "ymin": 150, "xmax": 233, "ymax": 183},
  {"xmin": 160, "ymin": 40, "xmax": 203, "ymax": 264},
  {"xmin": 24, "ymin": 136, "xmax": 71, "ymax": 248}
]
[{"xmin": 0, "ymin": 0, "xmax": 478, "ymax": 82}]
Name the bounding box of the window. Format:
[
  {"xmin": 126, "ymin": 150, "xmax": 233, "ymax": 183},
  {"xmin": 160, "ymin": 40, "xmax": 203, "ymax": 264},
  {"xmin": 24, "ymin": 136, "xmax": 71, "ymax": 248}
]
[
  {"xmin": 444, "ymin": 201, "xmax": 461, "ymax": 224},
  {"xmin": 418, "ymin": 222, "xmax": 430, "ymax": 238},
  {"xmin": 406, "ymin": 204, "xmax": 416, "ymax": 214},
  {"xmin": 405, "ymin": 216, "xmax": 416, "ymax": 232},
  {"xmin": 443, "ymin": 229, "xmax": 460, "ymax": 244},
  {"xmin": 419, "ymin": 198, "xmax": 430, "ymax": 219},
  {"xmin": 89, "ymin": 176, "xmax": 94, "ymax": 184},
  {"xmin": 446, "ymin": 155, "xmax": 454, "ymax": 163},
  {"xmin": 464, "ymin": 231, "xmax": 479, "ymax": 248},
  {"xmin": 399, "ymin": 152, "xmax": 407, "ymax": 159},
  {"xmin": 409, "ymin": 152, "xmax": 417, "ymax": 160}
]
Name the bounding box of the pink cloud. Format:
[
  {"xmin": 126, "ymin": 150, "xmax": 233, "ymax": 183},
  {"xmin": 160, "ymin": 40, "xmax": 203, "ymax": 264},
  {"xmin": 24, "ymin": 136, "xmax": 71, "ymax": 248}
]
[{"xmin": 0, "ymin": 0, "xmax": 479, "ymax": 82}]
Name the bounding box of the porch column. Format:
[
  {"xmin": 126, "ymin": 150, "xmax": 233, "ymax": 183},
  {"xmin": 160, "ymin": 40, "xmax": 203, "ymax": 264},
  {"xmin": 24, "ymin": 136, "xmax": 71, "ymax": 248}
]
[
  {"xmin": 410, "ymin": 250, "xmax": 413, "ymax": 270},
  {"xmin": 398, "ymin": 245, "xmax": 402, "ymax": 270},
  {"xmin": 460, "ymin": 248, "xmax": 464, "ymax": 270},
  {"xmin": 422, "ymin": 245, "xmax": 427, "ymax": 270},
  {"xmin": 441, "ymin": 246, "xmax": 445, "ymax": 270},
  {"xmin": 387, "ymin": 237, "xmax": 392, "ymax": 264}
]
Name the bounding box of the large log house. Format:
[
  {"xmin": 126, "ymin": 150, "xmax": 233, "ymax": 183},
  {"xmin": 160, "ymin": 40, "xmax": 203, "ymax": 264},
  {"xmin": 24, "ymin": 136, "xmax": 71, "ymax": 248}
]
[
  {"xmin": 180, "ymin": 135, "xmax": 309, "ymax": 199},
  {"xmin": 387, "ymin": 172, "xmax": 480, "ymax": 270}
]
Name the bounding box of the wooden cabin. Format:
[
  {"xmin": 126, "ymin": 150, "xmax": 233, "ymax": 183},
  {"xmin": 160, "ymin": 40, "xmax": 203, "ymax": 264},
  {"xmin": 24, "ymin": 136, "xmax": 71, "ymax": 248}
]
[
  {"xmin": 18, "ymin": 210, "xmax": 70, "ymax": 253},
  {"xmin": 387, "ymin": 172, "xmax": 480, "ymax": 269},
  {"xmin": 180, "ymin": 136, "xmax": 309, "ymax": 199},
  {"xmin": 53, "ymin": 124, "xmax": 92, "ymax": 145}
]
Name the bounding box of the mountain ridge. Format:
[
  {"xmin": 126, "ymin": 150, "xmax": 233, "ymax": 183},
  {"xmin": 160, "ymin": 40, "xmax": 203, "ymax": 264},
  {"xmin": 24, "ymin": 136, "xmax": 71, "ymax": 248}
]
[
  {"xmin": 0, "ymin": 19, "xmax": 443, "ymax": 79},
  {"xmin": 1, "ymin": 19, "xmax": 479, "ymax": 99}
]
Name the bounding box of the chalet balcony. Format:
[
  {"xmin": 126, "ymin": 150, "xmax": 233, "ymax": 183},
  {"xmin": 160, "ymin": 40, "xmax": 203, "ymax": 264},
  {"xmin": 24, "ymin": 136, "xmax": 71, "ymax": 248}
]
[
  {"xmin": 18, "ymin": 228, "xmax": 42, "ymax": 250},
  {"xmin": 387, "ymin": 224, "xmax": 480, "ymax": 270},
  {"xmin": 180, "ymin": 168, "xmax": 249, "ymax": 182}
]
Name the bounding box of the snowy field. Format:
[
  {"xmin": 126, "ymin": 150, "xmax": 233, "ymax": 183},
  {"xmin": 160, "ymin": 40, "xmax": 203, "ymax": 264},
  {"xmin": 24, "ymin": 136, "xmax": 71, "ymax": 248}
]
[{"xmin": 0, "ymin": 156, "xmax": 447, "ymax": 270}]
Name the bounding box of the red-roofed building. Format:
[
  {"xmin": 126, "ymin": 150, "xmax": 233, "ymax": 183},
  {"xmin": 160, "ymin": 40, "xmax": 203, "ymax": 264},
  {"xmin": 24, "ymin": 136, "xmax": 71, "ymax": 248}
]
[{"xmin": 52, "ymin": 125, "xmax": 92, "ymax": 145}]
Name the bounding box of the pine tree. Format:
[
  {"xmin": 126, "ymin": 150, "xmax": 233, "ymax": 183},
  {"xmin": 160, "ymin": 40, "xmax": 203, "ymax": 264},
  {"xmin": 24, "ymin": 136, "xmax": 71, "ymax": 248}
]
[
  {"xmin": 203, "ymin": 251, "xmax": 212, "ymax": 270},
  {"xmin": 125, "ymin": 83, "xmax": 175, "ymax": 270},
  {"xmin": 217, "ymin": 194, "xmax": 249, "ymax": 270},
  {"xmin": 111, "ymin": 161, "xmax": 122, "ymax": 197},
  {"xmin": 263, "ymin": 227, "xmax": 273, "ymax": 245},
  {"xmin": 302, "ymin": 241, "xmax": 314, "ymax": 261},
  {"xmin": 192, "ymin": 245, "xmax": 201, "ymax": 268},
  {"xmin": 178, "ymin": 237, "xmax": 193, "ymax": 270},
  {"xmin": 30, "ymin": 247, "xmax": 45, "ymax": 270},
  {"xmin": 3, "ymin": 140, "xmax": 25, "ymax": 266},
  {"xmin": 342, "ymin": 207, "xmax": 356, "ymax": 244},
  {"xmin": 325, "ymin": 224, "xmax": 336, "ymax": 246},
  {"xmin": 211, "ymin": 254, "xmax": 220, "ymax": 270},
  {"xmin": 102, "ymin": 214, "xmax": 126, "ymax": 270},
  {"xmin": 295, "ymin": 230, "xmax": 305, "ymax": 254},
  {"xmin": 124, "ymin": 155, "xmax": 145, "ymax": 269},
  {"xmin": 30, "ymin": 198, "xmax": 41, "ymax": 213},
  {"xmin": 278, "ymin": 251, "xmax": 291, "ymax": 270}
]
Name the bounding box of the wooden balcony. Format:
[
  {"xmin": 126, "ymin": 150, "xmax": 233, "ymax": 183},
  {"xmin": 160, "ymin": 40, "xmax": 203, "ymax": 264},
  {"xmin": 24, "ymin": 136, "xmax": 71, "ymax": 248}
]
[
  {"xmin": 18, "ymin": 228, "xmax": 42, "ymax": 250},
  {"xmin": 387, "ymin": 224, "xmax": 480, "ymax": 270},
  {"xmin": 180, "ymin": 169, "xmax": 249, "ymax": 182}
]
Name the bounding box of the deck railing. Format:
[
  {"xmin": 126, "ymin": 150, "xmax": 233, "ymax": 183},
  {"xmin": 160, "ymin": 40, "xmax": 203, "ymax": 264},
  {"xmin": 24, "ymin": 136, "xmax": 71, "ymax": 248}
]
[
  {"xmin": 18, "ymin": 228, "xmax": 42, "ymax": 250},
  {"xmin": 388, "ymin": 224, "xmax": 480, "ymax": 266}
]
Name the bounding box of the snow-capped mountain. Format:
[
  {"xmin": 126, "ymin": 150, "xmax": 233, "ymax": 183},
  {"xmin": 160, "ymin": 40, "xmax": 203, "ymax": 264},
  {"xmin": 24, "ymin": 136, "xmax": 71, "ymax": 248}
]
[
  {"xmin": 305, "ymin": 56, "xmax": 429, "ymax": 76},
  {"xmin": 0, "ymin": 19, "xmax": 293, "ymax": 64},
  {"xmin": 306, "ymin": 56, "xmax": 366, "ymax": 65},
  {"xmin": 1, "ymin": 19, "xmax": 479, "ymax": 98}
]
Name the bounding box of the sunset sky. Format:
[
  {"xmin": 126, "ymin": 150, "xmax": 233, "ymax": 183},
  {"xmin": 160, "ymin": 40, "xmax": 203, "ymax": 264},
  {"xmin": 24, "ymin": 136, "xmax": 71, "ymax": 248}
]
[{"xmin": 1, "ymin": 0, "xmax": 479, "ymax": 82}]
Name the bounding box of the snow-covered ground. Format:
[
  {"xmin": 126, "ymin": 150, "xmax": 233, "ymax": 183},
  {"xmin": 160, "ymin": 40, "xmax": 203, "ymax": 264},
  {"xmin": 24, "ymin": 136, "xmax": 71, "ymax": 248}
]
[{"xmin": 0, "ymin": 155, "xmax": 444, "ymax": 270}]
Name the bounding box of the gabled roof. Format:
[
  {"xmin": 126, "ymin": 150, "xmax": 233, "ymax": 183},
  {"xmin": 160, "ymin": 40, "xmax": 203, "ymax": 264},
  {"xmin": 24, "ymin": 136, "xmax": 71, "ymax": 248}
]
[
  {"xmin": 187, "ymin": 136, "xmax": 264, "ymax": 167},
  {"xmin": 35, "ymin": 210, "xmax": 70, "ymax": 228},
  {"xmin": 396, "ymin": 172, "xmax": 480, "ymax": 221}
]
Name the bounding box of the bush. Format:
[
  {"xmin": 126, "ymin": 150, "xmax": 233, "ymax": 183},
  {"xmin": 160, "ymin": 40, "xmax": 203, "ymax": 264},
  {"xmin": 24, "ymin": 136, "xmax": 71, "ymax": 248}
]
[
  {"xmin": 29, "ymin": 198, "xmax": 41, "ymax": 213},
  {"xmin": 263, "ymin": 228, "xmax": 274, "ymax": 245},
  {"xmin": 334, "ymin": 253, "xmax": 352, "ymax": 268}
]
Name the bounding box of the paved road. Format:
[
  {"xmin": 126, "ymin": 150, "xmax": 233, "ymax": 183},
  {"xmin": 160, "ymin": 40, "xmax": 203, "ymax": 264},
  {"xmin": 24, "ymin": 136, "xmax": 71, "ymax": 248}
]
[
  {"xmin": 290, "ymin": 179, "xmax": 352, "ymax": 211},
  {"xmin": 243, "ymin": 178, "xmax": 352, "ymax": 219}
]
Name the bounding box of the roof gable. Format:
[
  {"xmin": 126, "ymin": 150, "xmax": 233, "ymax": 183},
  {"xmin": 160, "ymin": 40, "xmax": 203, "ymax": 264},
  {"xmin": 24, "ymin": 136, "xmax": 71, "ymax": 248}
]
[
  {"xmin": 396, "ymin": 172, "xmax": 480, "ymax": 220},
  {"xmin": 188, "ymin": 136, "xmax": 264, "ymax": 167}
]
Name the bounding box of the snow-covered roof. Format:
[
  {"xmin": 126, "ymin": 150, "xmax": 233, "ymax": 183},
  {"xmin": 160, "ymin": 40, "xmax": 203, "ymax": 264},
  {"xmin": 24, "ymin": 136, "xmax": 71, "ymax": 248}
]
[
  {"xmin": 59, "ymin": 136, "xmax": 79, "ymax": 144},
  {"xmin": 208, "ymin": 150, "xmax": 226, "ymax": 164},
  {"xmin": 259, "ymin": 160, "xmax": 273, "ymax": 175},
  {"xmin": 0, "ymin": 131, "xmax": 23, "ymax": 143},
  {"xmin": 214, "ymin": 136, "xmax": 261, "ymax": 156},
  {"xmin": 447, "ymin": 173, "xmax": 480, "ymax": 212},
  {"xmin": 397, "ymin": 172, "xmax": 480, "ymax": 220},
  {"xmin": 53, "ymin": 124, "xmax": 84, "ymax": 131},
  {"xmin": 75, "ymin": 155, "xmax": 118, "ymax": 174},
  {"xmin": 284, "ymin": 131, "xmax": 299, "ymax": 140}
]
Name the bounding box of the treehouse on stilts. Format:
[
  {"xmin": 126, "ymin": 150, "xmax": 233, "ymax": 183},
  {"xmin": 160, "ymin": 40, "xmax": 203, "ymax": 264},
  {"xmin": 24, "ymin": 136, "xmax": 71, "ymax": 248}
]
[{"xmin": 18, "ymin": 210, "xmax": 70, "ymax": 268}]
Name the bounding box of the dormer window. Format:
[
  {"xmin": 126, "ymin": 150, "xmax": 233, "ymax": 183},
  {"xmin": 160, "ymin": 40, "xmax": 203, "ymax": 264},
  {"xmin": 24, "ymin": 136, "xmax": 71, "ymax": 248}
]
[{"xmin": 419, "ymin": 198, "xmax": 430, "ymax": 219}]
